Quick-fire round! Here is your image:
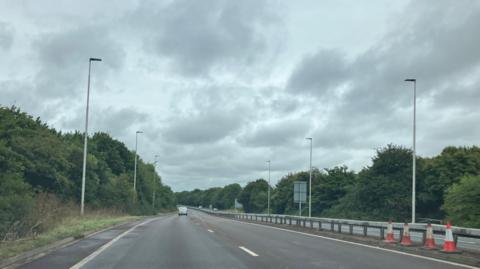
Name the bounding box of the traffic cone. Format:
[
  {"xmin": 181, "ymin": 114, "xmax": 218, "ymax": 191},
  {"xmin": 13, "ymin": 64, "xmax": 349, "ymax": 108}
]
[
  {"xmin": 400, "ymin": 222, "xmax": 413, "ymax": 246},
  {"xmin": 384, "ymin": 221, "xmax": 396, "ymax": 243},
  {"xmin": 440, "ymin": 222, "xmax": 462, "ymax": 254},
  {"xmin": 423, "ymin": 223, "xmax": 437, "ymax": 249}
]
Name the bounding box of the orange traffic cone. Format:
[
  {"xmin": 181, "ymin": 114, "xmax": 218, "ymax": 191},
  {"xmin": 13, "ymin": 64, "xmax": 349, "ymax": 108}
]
[
  {"xmin": 423, "ymin": 223, "xmax": 437, "ymax": 249},
  {"xmin": 400, "ymin": 222, "xmax": 413, "ymax": 246},
  {"xmin": 384, "ymin": 221, "xmax": 396, "ymax": 243},
  {"xmin": 441, "ymin": 222, "xmax": 462, "ymax": 253}
]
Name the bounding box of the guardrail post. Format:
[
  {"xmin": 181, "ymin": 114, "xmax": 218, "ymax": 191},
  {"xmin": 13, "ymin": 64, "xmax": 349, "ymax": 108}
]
[
  {"xmin": 303, "ymin": 219, "xmax": 306, "ymax": 228},
  {"xmin": 338, "ymin": 223, "xmax": 342, "ymax": 233},
  {"xmin": 363, "ymin": 225, "xmax": 367, "ymax": 236},
  {"xmin": 318, "ymin": 221, "xmax": 322, "ymax": 231},
  {"xmin": 349, "ymin": 224, "xmax": 353, "ymax": 235},
  {"xmin": 422, "ymin": 230, "xmax": 426, "ymax": 244},
  {"xmin": 454, "ymin": 234, "xmax": 459, "ymax": 246},
  {"xmin": 331, "ymin": 221, "xmax": 334, "ymax": 232},
  {"xmin": 310, "ymin": 219, "xmax": 313, "ymax": 228},
  {"xmin": 289, "ymin": 217, "xmax": 292, "ymax": 225},
  {"xmin": 380, "ymin": 227, "xmax": 385, "ymax": 239}
]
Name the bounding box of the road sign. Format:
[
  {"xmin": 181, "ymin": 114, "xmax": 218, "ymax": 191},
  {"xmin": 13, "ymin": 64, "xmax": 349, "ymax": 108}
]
[
  {"xmin": 293, "ymin": 181, "xmax": 307, "ymax": 203},
  {"xmin": 234, "ymin": 198, "xmax": 243, "ymax": 209}
]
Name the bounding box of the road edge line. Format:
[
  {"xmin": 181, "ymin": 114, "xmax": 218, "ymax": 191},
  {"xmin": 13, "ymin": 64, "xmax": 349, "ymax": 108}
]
[
  {"xmin": 69, "ymin": 218, "xmax": 156, "ymax": 269},
  {"xmin": 225, "ymin": 217, "xmax": 478, "ymax": 269},
  {"xmin": 0, "ymin": 217, "xmax": 146, "ymax": 269}
]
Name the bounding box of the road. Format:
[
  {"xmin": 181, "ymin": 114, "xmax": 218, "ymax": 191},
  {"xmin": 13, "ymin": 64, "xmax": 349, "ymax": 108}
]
[{"xmin": 18, "ymin": 210, "xmax": 476, "ymax": 269}]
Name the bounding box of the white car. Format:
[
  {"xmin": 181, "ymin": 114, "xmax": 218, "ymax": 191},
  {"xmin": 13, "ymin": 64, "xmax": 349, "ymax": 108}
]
[{"xmin": 178, "ymin": 206, "xmax": 188, "ymax": 216}]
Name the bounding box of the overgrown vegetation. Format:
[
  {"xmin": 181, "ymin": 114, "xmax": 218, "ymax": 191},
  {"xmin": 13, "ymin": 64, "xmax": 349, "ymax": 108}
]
[
  {"xmin": 0, "ymin": 106, "xmax": 176, "ymax": 241},
  {"xmin": 0, "ymin": 213, "xmax": 141, "ymax": 259},
  {"xmin": 176, "ymin": 145, "xmax": 480, "ymax": 227}
]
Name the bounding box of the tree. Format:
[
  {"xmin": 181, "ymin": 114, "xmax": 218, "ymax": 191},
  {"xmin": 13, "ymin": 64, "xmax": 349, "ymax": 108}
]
[
  {"xmin": 0, "ymin": 141, "xmax": 34, "ymax": 239},
  {"xmin": 327, "ymin": 145, "xmax": 413, "ymax": 221},
  {"xmin": 443, "ymin": 175, "xmax": 480, "ymax": 228},
  {"xmin": 271, "ymin": 171, "xmax": 309, "ymax": 215},
  {"xmin": 238, "ymin": 179, "xmax": 268, "ymax": 213},
  {"xmin": 311, "ymin": 166, "xmax": 355, "ymax": 216},
  {"xmin": 215, "ymin": 183, "xmax": 242, "ymax": 209},
  {"xmin": 0, "ymin": 106, "xmax": 176, "ymax": 222},
  {"xmin": 420, "ymin": 146, "xmax": 480, "ymax": 218}
]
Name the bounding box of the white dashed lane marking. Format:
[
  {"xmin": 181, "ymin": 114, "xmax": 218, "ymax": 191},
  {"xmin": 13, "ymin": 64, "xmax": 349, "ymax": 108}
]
[{"xmin": 239, "ymin": 246, "xmax": 259, "ymax": 257}]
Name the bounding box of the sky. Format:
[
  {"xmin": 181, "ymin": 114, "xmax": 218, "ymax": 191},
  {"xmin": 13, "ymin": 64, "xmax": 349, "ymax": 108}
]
[{"xmin": 1, "ymin": 0, "xmax": 480, "ymax": 191}]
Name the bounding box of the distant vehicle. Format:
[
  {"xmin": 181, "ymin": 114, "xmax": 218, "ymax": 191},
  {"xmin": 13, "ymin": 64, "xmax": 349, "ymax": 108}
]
[
  {"xmin": 213, "ymin": 208, "xmax": 218, "ymax": 211},
  {"xmin": 178, "ymin": 206, "xmax": 188, "ymax": 216}
]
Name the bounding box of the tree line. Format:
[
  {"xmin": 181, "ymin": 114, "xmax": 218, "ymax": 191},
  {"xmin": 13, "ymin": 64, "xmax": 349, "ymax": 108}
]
[
  {"xmin": 0, "ymin": 106, "xmax": 176, "ymax": 239},
  {"xmin": 175, "ymin": 145, "xmax": 480, "ymax": 228}
]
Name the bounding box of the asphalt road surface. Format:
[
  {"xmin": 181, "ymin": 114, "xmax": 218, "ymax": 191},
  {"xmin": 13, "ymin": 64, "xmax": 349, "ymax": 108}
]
[{"xmin": 18, "ymin": 210, "xmax": 477, "ymax": 269}]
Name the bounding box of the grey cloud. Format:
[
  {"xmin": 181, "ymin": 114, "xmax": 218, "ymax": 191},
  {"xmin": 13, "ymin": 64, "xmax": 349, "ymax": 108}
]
[
  {"xmin": 128, "ymin": 0, "xmax": 282, "ymax": 77},
  {"xmin": 33, "ymin": 25, "xmax": 125, "ymax": 99},
  {"xmin": 0, "ymin": 80, "xmax": 41, "ymax": 112},
  {"xmin": 287, "ymin": 0, "xmax": 480, "ymax": 154},
  {"xmin": 59, "ymin": 106, "xmax": 148, "ymax": 139},
  {"xmin": 240, "ymin": 120, "xmax": 310, "ymax": 147},
  {"xmin": 4, "ymin": 0, "xmax": 480, "ymax": 192},
  {"xmin": 94, "ymin": 107, "xmax": 148, "ymax": 138},
  {"xmin": 287, "ymin": 49, "xmax": 350, "ymax": 96},
  {"xmin": 0, "ymin": 22, "xmax": 14, "ymax": 50},
  {"xmin": 163, "ymin": 109, "xmax": 245, "ymax": 144}
]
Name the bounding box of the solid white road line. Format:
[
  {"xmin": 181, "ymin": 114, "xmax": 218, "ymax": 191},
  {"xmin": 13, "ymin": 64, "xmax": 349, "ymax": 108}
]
[
  {"xmin": 69, "ymin": 218, "xmax": 156, "ymax": 269},
  {"xmin": 229, "ymin": 218, "xmax": 478, "ymax": 269},
  {"xmin": 208, "ymin": 229, "xmax": 214, "ymax": 233},
  {"xmin": 239, "ymin": 246, "xmax": 259, "ymax": 257}
]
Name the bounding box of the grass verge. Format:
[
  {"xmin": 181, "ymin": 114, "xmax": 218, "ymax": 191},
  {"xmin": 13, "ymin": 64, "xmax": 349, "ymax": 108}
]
[{"xmin": 0, "ymin": 214, "xmax": 143, "ymax": 260}]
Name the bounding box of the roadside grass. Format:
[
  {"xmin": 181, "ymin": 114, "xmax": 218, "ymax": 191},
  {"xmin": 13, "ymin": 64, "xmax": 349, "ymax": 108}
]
[{"xmin": 0, "ymin": 214, "xmax": 142, "ymax": 260}]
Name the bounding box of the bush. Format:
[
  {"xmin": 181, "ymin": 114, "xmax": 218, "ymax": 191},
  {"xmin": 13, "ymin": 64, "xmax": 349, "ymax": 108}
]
[
  {"xmin": 0, "ymin": 173, "xmax": 34, "ymax": 240},
  {"xmin": 443, "ymin": 175, "xmax": 480, "ymax": 228}
]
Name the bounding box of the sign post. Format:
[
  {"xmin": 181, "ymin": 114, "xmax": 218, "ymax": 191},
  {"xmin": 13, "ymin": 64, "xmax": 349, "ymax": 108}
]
[{"xmin": 294, "ymin": 181, "xmax": 307, "ymax": 216}]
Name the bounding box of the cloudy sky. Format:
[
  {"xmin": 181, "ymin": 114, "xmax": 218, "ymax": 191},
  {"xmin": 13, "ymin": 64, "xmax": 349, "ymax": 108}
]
[{"xmin": 1, "ymin": 0, "xmax": 479, "ymax": 191}]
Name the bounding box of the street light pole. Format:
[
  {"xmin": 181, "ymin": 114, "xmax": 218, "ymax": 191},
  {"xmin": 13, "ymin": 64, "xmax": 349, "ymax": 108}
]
[
  {"xmin": 306, "ymin": 137, "xmax": 312, "ymax": 217},
  {"xmin": 133, "ymin": 131, "xmax": 143, "ymax": 193},
  {"xmin": 405, "ymin": 78, "xmax": 416, "ymax": 224},
  {"xmin": 267, "ymin": 160, "xmax": 271, "ymax": 215},
  {"xmin": 80, "ymin": 57, "xmax": 102, "ymax": 216},
  {"xmin": 152, "ymin": 155, "xmax": 159, "ymax": 209}
]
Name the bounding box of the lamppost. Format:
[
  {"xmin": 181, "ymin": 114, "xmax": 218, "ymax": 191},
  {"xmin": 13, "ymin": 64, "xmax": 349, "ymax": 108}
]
[
  {"xmin": 306, "ymin": 137, "xmax": 313, "ymax": 217},
  {"xmin": 266, "ymin": 160, "xmax": 271, "ymax": 215},
  {"xmin": 152, "ymin": 155, "xmax": 159, "ymax": 209},
  {"xmin": 80, "ymin": 57, "xmax": 102, "ymax": 216},
  {"xmin": 405, "ymin": 78, "xmax": 416, "ymax": 223},
  {"xmin": 133, "ymin": 130, "xmax": 143, "ymax": 193}
]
